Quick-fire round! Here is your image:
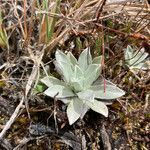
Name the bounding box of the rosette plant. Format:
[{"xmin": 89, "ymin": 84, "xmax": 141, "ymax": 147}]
[
  {"xmin": 41, "ymin": 48, "xmax": 125, "ymax": 125},
  {"xmin": 124, "ymin": 45, "xmax": 149, "ymax": 70}
]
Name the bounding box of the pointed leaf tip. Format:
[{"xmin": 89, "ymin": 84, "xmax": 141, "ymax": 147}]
[
  {"xmin": 78, "ymin": 47, "xmax": 92, "ymax": 71},
  {"xmin": 86, "ymin": 100, "xmax": 108, "ymax": 117},
  {"xmin": 67, "ymin": 99, "xmax": 81, "ymax": 125}
]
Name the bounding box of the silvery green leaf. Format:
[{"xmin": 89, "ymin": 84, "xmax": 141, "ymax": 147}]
[
  {"xmin": 92, "ymin": 56, "xmax": 102, "ymax": 64},
  {"xmin": 55, "ymin": 50, "xmax": 70, "ymax": 64},
  {"xmin": 67, "ymin": 52, "xmax": 78, "ymax": 66},
  {"xmin": 71, "ymin": 80, "xmax": 83, "ymax": 92},
  {"xmin": 67, "ymin": 98, "xmax": 85, "ymax": 125},
  {"xmin": 73, "ymin": 65, "xmax": 84, "ymax": 80},
  {"xmin": 90, "ymin": 79, "xmax": 125, "ymax": 99},
  {"xmin": 92, "ymin": 77, "xmax": 102, "ymax": 86},
  {"xmin": 77, "ymin": 90, "xmax": 95, "ymax": 102},
  {"xmin": 92, "ymin": 78, "xmax": 115, "ymax": 105},
  {"xmin": 54, "ymin": 60, "xmax": 73, "ymax": 82},
  {"xmin": 70, "ymin": 65, "xmax": 84, "ymax": 92},
  {"xmin": 86, "ymin": 100, "xmax": 108, "ymax": 117},
  {"xmin": 67, "ymin": 100, "xmax": 80, "ymax": 125},
  {"xmin": 99, "ymin": 100, "xmax": 113, "ymax": 105},
  {"xmin": 79, "ymin": 104, "xmax": 89, "ymax": 119},
  {"xmin": 124, "ymin": 45, "xmax": 134, "ymax": 61},
  {"xmin": 55, "ymin": 50, "xmax": 74, "ymax": 82},
  {"xmin": 124, "ymin": 46, "xmax": 148, "ymax": 70},
  {"xmin": 131, "ymin": 48, "xmax": 148, "ymax": 66},
  {"xmin": 84, "ymin": 64, "xmax": 100, "ymax": 88},
  {"xmin": 78, "ymin": 48, "xmax": 92, "ymax": 71},
  {"xmin": 129, "ymin": 63, "xmax": 144, "ymax": 70},
  {"xmin": 60, "ymin": 98, "xmax": 71, "ymax": 104},
  {"xmin": 44, "ymin": 85, "xmax": 75, "ymax": 98},
  {"xmin": 41, "ymin": 76, "xmax": 65, "ymax": 87},
  {"xmin": 54, "ymin": 60, "xmax": 64, "ymax": 77}
]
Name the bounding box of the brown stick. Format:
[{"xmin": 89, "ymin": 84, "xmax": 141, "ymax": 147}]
[{"xmin": 0, "ymin": 98, "xmax": 24, "ymax": 139}]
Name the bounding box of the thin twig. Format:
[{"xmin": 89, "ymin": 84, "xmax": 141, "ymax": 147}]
[
  {"xmin": 144, "ymin": 94, "xmax": 149, "ymax": 112},
  {"xmin": 0, "ymin": 97, "xmax": 24, "ymax": 139},
  {"xmin": 54, "ymin": 93, "xmax": 59, "ymax": 134},
  {"xmin": 100, "ymin": 123, "xmax": 111, "ymax": 150}
]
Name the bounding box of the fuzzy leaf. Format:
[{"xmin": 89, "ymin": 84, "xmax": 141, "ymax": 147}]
[
  {"xmin": 41, "ymin": 76, "xmax": 65, "ymax": 87},
  {"xmin": 44, "ymin": 85, "xmax": 75, "ymax": 98},
  {"xmin": 67, "ymin": 52, "xmax": 78, "ymax": 66},
  {"xmin": 90, "ymin": 79, "xmax": 125, "ymax": 99},
  {"xmin": 86, "ymin": 100, "xmax": 108, "ymax": 117},
  {"xmin": 67, "ymin": 98, "xmax": 85, "ymax": 125},
  {"xmin": 124, "ymin": 45, "xmax": 134, "ymax": 61},
  {"xmin": 73, "ymin": 65, "xmax": 84, "ymax": 79},
  {"xmin": 60, "ymin": 98, "xmax": 71, "ymax": 104},
  {"xmin": 79, "ymin": 104, "xmax": 89, "ymax": 119},
  {"xmin": 71, "ymin": 80, "xmax": 83, "ymax": 92},
  {"xmin": 124, "ymin": 46, "xmax": 148, "ymax": 70},
  {"xmin": 77, "ymin": 90, "xmax": 95, "ymax": 102},
  {"xmin": 131, "ymin": 48, "xmax": 148, "ymax": 66},
  {"xmin": 129, "ymin": 63, "xmax": 144, "ymax": 70},
  {"xmin": 69, "ymin": 65, "xmax": 84, "ymax": 92},
  {"xmin": 78, "ymin": 48, "xmax": 92, "ymax": 71},
  {"xmin": 55, "ymin": 50, "xmax": 74, "ymax": 82},
  {"xmin": 84, "ymin": 64, "xmax": 100, "ymax": 88},
  {"xmin": 54, "ymin": 60, "xmax": 73, "ymax": 82},
  {"xmin": 55, "ymin": 50, "xmax": 70, "ymax": 64}
]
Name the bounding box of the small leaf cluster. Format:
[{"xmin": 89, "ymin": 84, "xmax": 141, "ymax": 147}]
[
  {"xmin": 124, "ymin": 45, "xmax": 149, "ymax": 71},
  {"xmin": 41, "ymin": 48, "xmax": 125, "ymax": 125}
]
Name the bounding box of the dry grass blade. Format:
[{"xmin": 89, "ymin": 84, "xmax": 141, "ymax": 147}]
[
  {"xmin": 38, "ymin": 0, "xmax": 61, "ymax": 44},
  {"xmin": 25, "ymin": 47, "xmax": 45, "ymax": 119},
  {"xmin": 0, "ymin": 10, "xmax": 8, "ymax": 49},
  {"xmin": 12, "ymin": 0, "xmax": 26, "ymax": 40},
  {"xmin": 0, "ymin": 98, "xmax": 24, "ymax": 139}
]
